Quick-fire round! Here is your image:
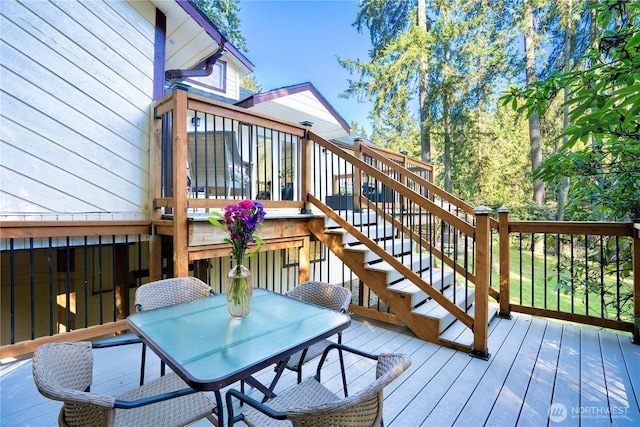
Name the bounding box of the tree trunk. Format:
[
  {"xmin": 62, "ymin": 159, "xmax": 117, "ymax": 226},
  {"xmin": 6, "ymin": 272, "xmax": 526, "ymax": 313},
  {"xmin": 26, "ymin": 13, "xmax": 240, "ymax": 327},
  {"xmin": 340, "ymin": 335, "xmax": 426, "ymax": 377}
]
[
  {"xmin": 557, "ymin": 0, "xmax": 573, "ymax": 221},
  {"xmin": 477, "ymin": 56, "xmax": 484, "ymax": 201},
  {"xmin": 418, "ymin": 0, "xmax": 431, "ymax": 164},
  {"xmin": 524, "ymin": 0, "xmax": 544, "ymax": 205},
  {"xmin": 589, "ymin": 4, "xmax": 605, "ymax": 220},
  {"xmin": 443, "ymin": 41, "xmax": 452, "ymax": 192}
]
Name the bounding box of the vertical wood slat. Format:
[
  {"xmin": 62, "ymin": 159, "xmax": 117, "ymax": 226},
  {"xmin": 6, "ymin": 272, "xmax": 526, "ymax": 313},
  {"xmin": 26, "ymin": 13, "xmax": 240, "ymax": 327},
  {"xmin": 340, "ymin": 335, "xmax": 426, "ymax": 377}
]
[{"xmin": 472, "ymin": 206, "xmax": 492, "ymax": 359}]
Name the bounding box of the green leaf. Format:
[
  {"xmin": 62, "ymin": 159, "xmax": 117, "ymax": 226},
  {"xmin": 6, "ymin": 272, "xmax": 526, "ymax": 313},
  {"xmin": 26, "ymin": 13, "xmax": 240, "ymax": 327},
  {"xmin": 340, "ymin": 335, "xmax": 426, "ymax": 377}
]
[
  {"xmin": 626, "ymin": 31, "xmax": 640, "ymax": 49},
  {"xmin": 208, "ymin": 212, "xmax": 225, "ymax": 228}
]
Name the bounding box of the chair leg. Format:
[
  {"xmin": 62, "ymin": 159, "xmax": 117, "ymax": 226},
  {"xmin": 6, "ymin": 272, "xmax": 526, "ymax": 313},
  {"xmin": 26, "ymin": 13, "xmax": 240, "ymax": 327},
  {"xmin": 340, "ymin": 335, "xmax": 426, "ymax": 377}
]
[
  {"xmin": 338, "ymin": 335, "xmax": 348, "ymax": 397},
  {"xmin": 296, "ymin": 348, "xmax": 309, "ymax": 384},
  {"xmin": 214, "ymin": 390, "xmax": 224, "ymax": 426},
  {"xmin": 338, "ymin": 349, "xmax": 348, "ymax": 396},
  {"xmin": 140, "ymin": 343, "xmax": 147, "ymax": 386}
]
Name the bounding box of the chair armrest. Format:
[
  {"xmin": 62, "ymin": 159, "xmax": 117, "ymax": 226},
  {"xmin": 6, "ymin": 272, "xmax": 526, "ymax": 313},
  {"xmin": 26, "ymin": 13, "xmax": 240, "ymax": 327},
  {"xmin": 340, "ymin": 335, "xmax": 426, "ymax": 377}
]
[
  {"xmin": 91, "ymin": 336, "xmax": 142, "ymax": 349},
  {"xmin": 226, "ymin": 388, "xmax": 287, "ymax": 426},
  {"xmin": 315, "ymin": 343, "xmax": 378, "ymax": 378},
  {"xmin": 114, "ymin": 387, "xmax": 198, "ymax": 409}
]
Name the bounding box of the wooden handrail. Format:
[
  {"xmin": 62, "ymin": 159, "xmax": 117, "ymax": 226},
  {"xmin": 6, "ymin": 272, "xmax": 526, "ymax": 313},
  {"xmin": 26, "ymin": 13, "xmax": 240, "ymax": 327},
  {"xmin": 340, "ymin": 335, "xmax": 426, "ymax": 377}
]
[
  {"xmin": 0, "ymin": 320, "xmax": 130, "ymax": 360},
  {"xmin": 358, "ymin": 142, "xmax": 433, "ymax": 171},
  {"xmin": 308, "ymin": 193, "xmax": 474, "ymax": 329},
  {"xmin": 508, "ymin": 221, "xmax": 633, "ymax": 236},
  {"xmin": 360, "ymin": 196, "xmax": 476, "ymax": 282},
  {"xmin": 186, "ymin": 94, "xmax": 307, "ymax": 137},
  {"xmin": 359, "ymin": 143, "xmax": 500, "ymax": 228},
  {"xmin": 309, "ymin": 131, "xmax": 476, "ymax": 236},
  {"xmin": 0, "ymin": 221, "xmax": 151, "ymax": 239}
]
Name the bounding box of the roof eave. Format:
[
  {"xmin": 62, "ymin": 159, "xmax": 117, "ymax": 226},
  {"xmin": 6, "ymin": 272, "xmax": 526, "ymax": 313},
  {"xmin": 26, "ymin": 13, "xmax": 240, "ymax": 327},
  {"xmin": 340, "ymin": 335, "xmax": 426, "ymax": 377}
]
[
  {"xmin": 175, "ymin": 0, "xmax": 254, "ymax": 74},
  {"xmin": 236, "ymin": 82, "xmax": 350, "ymax": 134}
]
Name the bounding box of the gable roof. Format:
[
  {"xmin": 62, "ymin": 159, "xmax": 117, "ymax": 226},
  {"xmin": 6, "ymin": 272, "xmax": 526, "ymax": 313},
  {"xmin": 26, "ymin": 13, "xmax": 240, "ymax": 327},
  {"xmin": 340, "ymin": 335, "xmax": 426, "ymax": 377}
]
[{"xmin": 236, "ymin": 82, "xmax": 351, "ymax": 140}]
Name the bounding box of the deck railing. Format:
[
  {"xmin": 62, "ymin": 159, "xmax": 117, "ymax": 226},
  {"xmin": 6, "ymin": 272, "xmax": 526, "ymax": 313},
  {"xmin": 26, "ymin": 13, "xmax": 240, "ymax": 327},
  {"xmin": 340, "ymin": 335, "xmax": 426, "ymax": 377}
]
[
  {"xmin": 0, "ymin": 220, "xmax": 329, "ymax": 359},
  {"xmin": 2, "ymin": 91, "xmax": 637, "ymax": 359},
  {"xmin": 153, "ymin": 89, "xmax": 307, "ymax": 213},
  {"xmin": 305, "ymin": 130, "xmax": 496, "ymax": 354},
  {"xmin": 0, "ymin": 221, "xmax": 150, "ymax": 357},
  {"xmin": 494, "ymin": 211, "xmax": 639, "ymax": 335}
]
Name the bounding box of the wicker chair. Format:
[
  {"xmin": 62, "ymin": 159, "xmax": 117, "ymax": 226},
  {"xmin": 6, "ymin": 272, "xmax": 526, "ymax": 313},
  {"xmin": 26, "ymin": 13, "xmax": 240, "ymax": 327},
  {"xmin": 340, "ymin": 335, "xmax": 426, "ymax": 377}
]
[
  {"xmin": 226, "ymin": 344, "xmax": 411, "ymax": 427},
  {"xmin": 32, "ymin": 341, "xmax": 214, "ymax": 427},
  {"xmin": 284, "ymin": 281, "xmax": 352, "ymax": 385},
  {"xmin": 135, "ymin": 276, "xmax": 215, "ymax": 386}
]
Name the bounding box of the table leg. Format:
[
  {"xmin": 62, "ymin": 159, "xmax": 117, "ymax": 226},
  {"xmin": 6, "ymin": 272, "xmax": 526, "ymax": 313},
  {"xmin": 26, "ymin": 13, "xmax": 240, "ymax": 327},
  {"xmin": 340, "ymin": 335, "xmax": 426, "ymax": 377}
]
[
  {"xmin": 242, "ymin": 356, "xmax": 290, "ymax": 403},
  {"xmin": 206, "ymin": 390, "xmax": 223, "ymax": 426}
]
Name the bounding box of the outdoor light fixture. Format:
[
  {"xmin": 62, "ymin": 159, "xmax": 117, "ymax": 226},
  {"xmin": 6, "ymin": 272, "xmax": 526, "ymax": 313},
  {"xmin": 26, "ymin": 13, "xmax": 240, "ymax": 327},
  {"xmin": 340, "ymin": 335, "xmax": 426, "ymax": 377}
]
[{"xmin": 191, "ymin": 117, "xmax": 200, "ymax": 128}]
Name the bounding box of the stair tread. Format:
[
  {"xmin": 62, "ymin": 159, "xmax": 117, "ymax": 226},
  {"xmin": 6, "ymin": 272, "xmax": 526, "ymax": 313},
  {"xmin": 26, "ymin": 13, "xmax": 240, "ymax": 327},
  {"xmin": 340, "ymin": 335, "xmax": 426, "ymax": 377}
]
[
  {"xmin": 365, "ymin": 253, "xmax": 432, "ymax": 272},
  {"xmin": 321, "ymin": 214, "xmax": 495, "ymax": 351},
  {"xmin": 324, "ymin": 210, "xmax": 378, "ymax": 227},
  {"xmin": 325, "ymin": 225, "xmax": 397, "ymax": 242},
  {"xmin": 387, "ymin": 269, "xmax": 454, "ymax": 294},
  {"xmin": 411, "ymin": 285, "xmax": 474, "ymax": 318},
  {"xmin": 347, "ymin": 239, "xmax": 412, "ymax": 254},
  {"xmin": 438, "ymin": 304, "xmax": 499, "ymax": 348}
]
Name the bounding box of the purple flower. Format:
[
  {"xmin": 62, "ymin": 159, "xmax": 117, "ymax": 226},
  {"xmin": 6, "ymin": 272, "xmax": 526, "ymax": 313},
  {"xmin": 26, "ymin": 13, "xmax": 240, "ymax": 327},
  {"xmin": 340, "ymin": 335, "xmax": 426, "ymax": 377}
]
[{"xmin": 210, "ymin": 200, "xmax": 266, "ymax": 266}]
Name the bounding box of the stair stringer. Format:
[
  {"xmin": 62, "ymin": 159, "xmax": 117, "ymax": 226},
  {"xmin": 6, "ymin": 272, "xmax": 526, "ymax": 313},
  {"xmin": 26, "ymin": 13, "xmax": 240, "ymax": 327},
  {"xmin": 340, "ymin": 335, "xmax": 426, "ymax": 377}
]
[{"xmin": 307, "ymin": 217, "xmax": 474, "ymax": 350}]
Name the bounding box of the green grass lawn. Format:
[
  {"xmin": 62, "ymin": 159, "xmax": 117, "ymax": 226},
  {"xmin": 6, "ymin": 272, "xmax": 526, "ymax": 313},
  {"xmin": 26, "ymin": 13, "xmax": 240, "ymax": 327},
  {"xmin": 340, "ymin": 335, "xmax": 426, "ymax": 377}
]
[{"xmin": 486, "ymin": 243, "xmax": 634, "ymax": 323}]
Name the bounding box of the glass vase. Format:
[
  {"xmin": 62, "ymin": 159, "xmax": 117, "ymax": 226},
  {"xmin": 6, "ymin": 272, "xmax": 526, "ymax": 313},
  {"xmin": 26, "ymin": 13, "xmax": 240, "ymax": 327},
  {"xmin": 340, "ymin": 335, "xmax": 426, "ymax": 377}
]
[{"xmin": 227, "ymin": 264, "xmax": 252, "ymax": 318}]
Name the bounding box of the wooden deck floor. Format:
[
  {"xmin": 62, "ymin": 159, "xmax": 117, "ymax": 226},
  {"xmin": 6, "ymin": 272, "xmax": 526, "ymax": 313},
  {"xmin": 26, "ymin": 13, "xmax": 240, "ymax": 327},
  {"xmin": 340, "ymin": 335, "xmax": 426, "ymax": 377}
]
[{"xmin": 2, "ymin": 312, "xmax": 639, "ymax": 426}]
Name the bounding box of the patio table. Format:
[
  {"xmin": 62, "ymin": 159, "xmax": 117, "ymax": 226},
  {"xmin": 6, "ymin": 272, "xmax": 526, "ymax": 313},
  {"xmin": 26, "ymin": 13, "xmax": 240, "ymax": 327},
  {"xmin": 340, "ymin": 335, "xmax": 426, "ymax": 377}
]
[{"xmin": 127, "ymin": 288, "xmax": 351, "ymax": 425}]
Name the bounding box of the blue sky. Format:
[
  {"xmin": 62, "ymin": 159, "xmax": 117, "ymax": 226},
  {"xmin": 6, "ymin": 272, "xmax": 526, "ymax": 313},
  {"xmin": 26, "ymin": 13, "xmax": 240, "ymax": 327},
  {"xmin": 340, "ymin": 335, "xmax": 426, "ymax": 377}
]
[{"xmin": 238, "ymin": 0, "xmax": 373, "ymax": 136}]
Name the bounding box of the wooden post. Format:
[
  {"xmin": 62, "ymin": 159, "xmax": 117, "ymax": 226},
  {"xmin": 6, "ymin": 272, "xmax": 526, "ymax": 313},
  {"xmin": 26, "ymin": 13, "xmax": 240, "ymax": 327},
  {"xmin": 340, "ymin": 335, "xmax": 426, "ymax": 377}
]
[
  {"xmin": 633, "ymin": 217, "xmax": 640, "ymax": 344},
  {"xmin": 298, "ymin": 236, "xmax": 311, "ymax": 284},
  {"xmin": 299, "ymin": 121, "xmax": 313, "ymax": 214},
  {"xmin": 471, "ymin": 206, "xmax": 491, "ymax": 360},
  {"xmin": 353, "ymin": 139, "xmax": 362, "ymax": 211},
  {"xmin": 497, "ymin": 207, "xmax": 512, "ymax": 319},
  {"xmin": 173, "ymin": 89, "xmax": 189, "ymax": 277},
  {"xmin": 400, "ymin": 150, "xmax": 409, "ymax": 209}
]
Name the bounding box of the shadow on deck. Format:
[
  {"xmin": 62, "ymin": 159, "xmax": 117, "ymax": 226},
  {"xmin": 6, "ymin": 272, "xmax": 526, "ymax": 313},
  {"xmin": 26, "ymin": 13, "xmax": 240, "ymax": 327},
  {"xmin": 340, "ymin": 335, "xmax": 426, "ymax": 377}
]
[{"xmin": 1, "ymin": 313, "xmax": 639, "ymax": 426}]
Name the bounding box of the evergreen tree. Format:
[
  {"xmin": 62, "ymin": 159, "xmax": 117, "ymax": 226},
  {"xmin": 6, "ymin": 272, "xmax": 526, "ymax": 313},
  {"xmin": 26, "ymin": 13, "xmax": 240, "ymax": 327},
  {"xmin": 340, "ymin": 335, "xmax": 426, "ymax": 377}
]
[
  {"xmin": 192, "ymin": 0, "xmax": 246, "ymax": 51},
  {"xmin": 340, "ymin": 0, "xmax": 519, "ymax": 195},
  {"xmin": 240, "ymin": 74, "xmax": 261, "ymax": 92},
  {"xmin": 505, "ymin": 0, "xmax": 640, "ymax": 221}
]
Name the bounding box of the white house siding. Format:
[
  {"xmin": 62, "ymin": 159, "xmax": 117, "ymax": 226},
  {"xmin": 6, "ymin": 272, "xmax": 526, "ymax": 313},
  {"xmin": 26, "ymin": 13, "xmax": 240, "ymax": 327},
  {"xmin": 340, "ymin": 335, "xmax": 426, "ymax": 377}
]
[
  {"xmin": 225, "ymin": 62, "xmax": 240, "ymax": 100},
  {"xmin": 0, "ymin": 0, "xmax": 156, "ymax": 222}
]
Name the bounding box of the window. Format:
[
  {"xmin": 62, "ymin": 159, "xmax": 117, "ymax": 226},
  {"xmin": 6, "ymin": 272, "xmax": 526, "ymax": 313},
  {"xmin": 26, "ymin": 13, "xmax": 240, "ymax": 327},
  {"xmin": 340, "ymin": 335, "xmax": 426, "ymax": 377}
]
[{"xmin": 184, "ymin": 60, "xmax": 227, "ymax": 93}]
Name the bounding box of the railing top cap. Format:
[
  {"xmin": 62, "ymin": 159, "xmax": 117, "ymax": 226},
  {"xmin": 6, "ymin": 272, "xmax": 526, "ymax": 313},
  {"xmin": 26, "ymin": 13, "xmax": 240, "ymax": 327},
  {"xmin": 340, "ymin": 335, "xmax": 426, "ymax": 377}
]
[{"xmin": 473, "ymin": 206, "xmax": 493, "ymax": 215}]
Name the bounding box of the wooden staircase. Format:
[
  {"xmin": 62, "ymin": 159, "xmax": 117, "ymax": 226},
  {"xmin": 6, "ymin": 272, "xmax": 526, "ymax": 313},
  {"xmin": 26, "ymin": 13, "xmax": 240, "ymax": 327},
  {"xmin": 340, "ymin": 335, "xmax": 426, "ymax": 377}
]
[{"xmin": 308, "ymin": 209, "xmax": 498, "ymax": 353}]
